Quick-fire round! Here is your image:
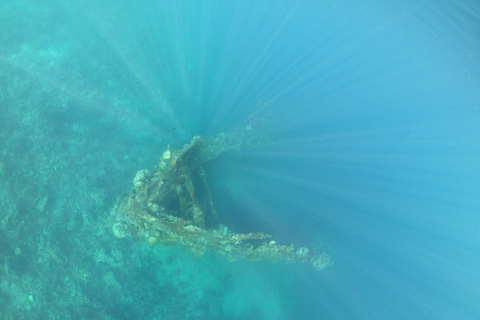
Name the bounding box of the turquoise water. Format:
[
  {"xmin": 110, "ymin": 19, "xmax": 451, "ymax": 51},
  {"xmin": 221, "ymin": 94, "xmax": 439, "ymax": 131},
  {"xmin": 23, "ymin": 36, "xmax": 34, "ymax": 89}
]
[{"xmin": 1, "ymin": 1, "xmax": 479, "ymax": 319}]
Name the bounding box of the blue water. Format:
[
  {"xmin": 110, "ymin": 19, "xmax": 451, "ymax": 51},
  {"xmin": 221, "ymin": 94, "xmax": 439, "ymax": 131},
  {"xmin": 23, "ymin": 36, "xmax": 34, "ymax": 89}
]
[{"xmin": 1, "ymin": 0, "xmax": 479, "ymax": 319}]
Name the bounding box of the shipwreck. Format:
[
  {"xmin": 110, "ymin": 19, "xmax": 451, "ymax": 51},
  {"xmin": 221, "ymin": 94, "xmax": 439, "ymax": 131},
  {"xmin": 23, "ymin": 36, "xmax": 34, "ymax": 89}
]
[{"xmin": 110, "ymin": 117, "xmax": 332, "ymax": 270}]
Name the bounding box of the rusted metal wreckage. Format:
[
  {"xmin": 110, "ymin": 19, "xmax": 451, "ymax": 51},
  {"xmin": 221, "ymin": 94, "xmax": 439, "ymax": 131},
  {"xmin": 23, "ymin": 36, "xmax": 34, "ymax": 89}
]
[{"xmin": 110, "ymin": 119, "xmax": 332, "ymax": 270}]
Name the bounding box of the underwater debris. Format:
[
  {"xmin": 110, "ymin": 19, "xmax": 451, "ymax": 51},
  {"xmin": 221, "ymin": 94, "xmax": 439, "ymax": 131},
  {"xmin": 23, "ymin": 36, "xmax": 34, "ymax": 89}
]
[{"xmin": 110, "ymin": 118, "xmax": 332, "ymax": 271}]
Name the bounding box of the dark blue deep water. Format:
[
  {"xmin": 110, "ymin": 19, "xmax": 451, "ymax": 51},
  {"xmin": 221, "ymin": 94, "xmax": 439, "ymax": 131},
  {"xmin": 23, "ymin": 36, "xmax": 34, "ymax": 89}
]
[{"xmin": 0, "ymin": 1, "xmax": 479, "ymax": 319}]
